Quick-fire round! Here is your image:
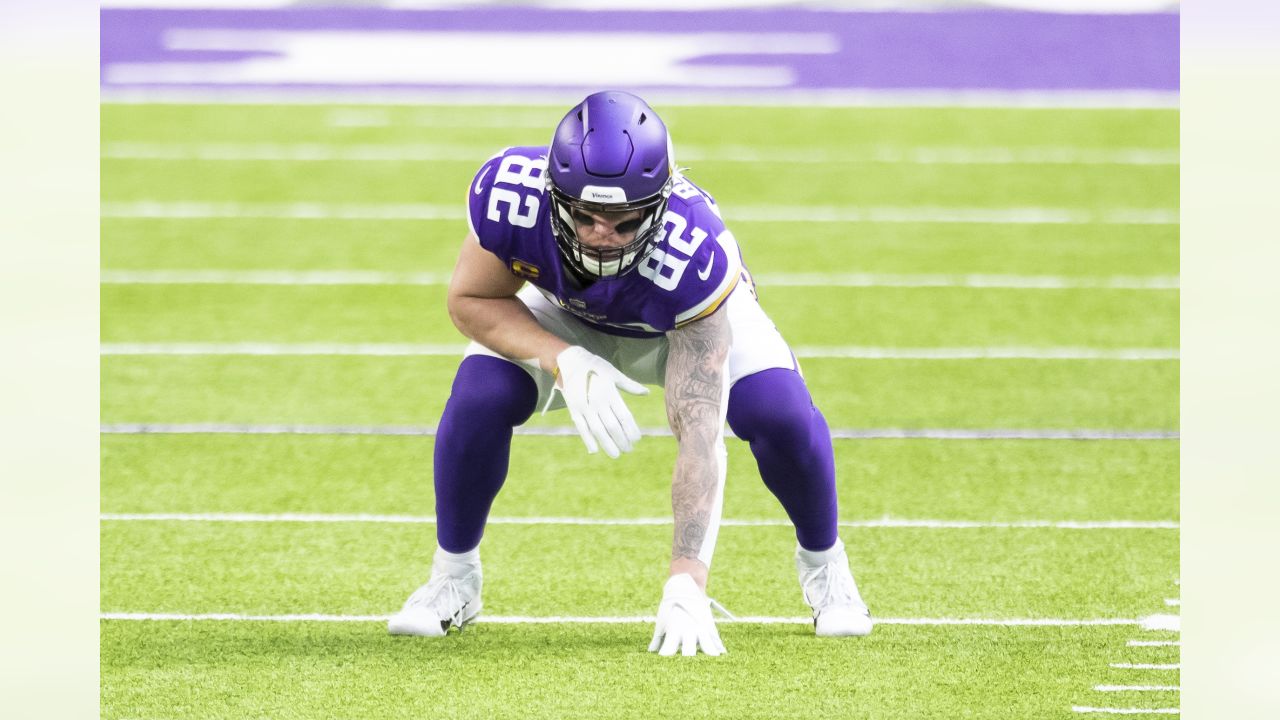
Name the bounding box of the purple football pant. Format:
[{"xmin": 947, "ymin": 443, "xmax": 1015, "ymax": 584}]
[
  {"xmin": 433, "ymin": 356, "xmax": 538, "ymax": 553},
  {"xmin": 433, "ymin": 357, "xmax": 839, "ymax": 553},
  {"xmin": 725, "ymin": 368, "xmax": 840, "ymax": 552}
]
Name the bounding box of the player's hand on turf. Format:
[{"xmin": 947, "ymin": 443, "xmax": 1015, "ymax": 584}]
[
  {"xmin": 648, "ymin": 573, "xmax": 726, "ymax": 657},
  {"xmin": 553, "ymin": 346, "xmax": 648, "ymax": 458}
]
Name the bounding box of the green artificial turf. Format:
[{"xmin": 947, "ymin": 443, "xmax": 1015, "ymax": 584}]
[
  {"xmin": 101, "ymin": 102, "xmax": 1179, "ymax": 719},
  {"xmin": 100, "ymin": 623, "xmax": 1180, "ymax": 720},
  {"xmin": 101, "ymin": 520, "xmax": 1176, "ymax": 618},
  {"xmin": 101, "ymin": 355, "xmax": 1177, "ymax": 428},
  {"xmin": 101, "ymin": 283, "xmax": 1178, "ymax": 348},
  {"xmin": 103, "ymin": 219, "xmax": 1176, "ymax": 276},
  {"xmin": 101, "ymin": 435, "xmax": 1178, "ymax": 521}
]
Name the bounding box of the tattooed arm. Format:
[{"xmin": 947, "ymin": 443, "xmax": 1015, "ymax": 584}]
[{"xmin": 663, "ymin": 306, "xmax": 732, "ymax": 591}]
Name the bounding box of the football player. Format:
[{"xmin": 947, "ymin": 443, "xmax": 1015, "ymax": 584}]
[{"xmin": 388, "ymin": 91, "xmax": 871, "ymax": 655}]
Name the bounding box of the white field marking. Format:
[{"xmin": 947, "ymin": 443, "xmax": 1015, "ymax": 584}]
[
  {"xmin": 789, "ymin": 347, "xmax": 1179, "ymax": 361},
  {"xmin": 99, "ymin": 201, "xmax": 1179, "ymax": 225},
  {"xmin": 98, "ymin": 88, "xmax": 1181, "ymax": 110},
  {"xmin": 1163, "ymin": 599, "xmax": 1180, "ymax": 607},
  {"xmin": 1072, "ymin": 708, "xmax": 1179, "ymax": 715},
  {"xmin": 101, "ymin": 343, "xmax": 468, "ymax": 357},
  {"xmin": 757, "ymin": 273, "xmax": 1179, "ymax": 290},
  {"xmin": 326, "ymin": 108, "xmax": 390, "ymax": 128},
  {"xmin": 98, "ymin": 513, "xmax": 1180, "ymax": 530},
  {"xmin": 98, "ymin": 269, "xmax": 1181, "ymax": 291},
  {"xmin": 97, "ymin": 424, "xmax": 1181, "ymax": 441},
  {"xmin": 1139, "ymin": 615, "xmax": 1181, "ymax": 632},
  {"xmin": 1128, "ymin": 640, "xmax": 1181, "ymax": 647},
  {"xmin": 1110, "ymin": 664, "xmax": 1181, "ymax": 670},
  {"xmin": 1093, "ymin": 686, "xmax": 1180, "ymax": 692},
  {"xmin": 99, "ymin": 343, "xmax": 1180, "ymax": 362},
  {"xmin": 100, "ymin": 201, "xmax": 459, "ymax": 220},
  {"xmin": 98, "ymin": 612, "xmax": 1153, "ymax": 626},
  {"xmin": 101, "ymin": 141, "xmax": 1179, "ymax": 167},
  {"xmin": 327, "ymin": 108, "xmax": 554, "ymax": 129}
]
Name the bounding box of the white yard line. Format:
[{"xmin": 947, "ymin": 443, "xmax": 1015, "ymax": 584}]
[
  {"xmin": 100, "ymin": 201, "xmax": 1179, "ymax": 225},
  {"xmin": 98, "ymin": 424, "xmax": 1181, "ymax": 441},
  {"xmin": 99, "ymin": 269, "xmax": 1180, "ymax": 291},
  {"xmin": 1163, "ymin": 599, "xmax": 1180, "ymax": 607},
  {"xmin": 756, "ymin": 273, "xmax": 1179, "ymax": 290},
  {"xmin": 99, "ymin": 512, "xmax": 1179, "ymax": 530},
  {"xmin": 99, "ymin": 343, "xmax": 1180, "ymax": 361},
  {"xmin": 1093, "ymin": 686, "xmax": 1180, "ymax": 692},
  {"xmin": 327, "ymin": 109, "xmax": 555, "ymax": 129},
  {"xmin": 101, "ymin": 141, "xmax": 1179, "ymax": 166},
  {"xmin": 102, "ymin": 343, "xmax": 468, "ymax": 357},
  {"xmin": 789, "ymin": 347, "xmax": 1178, "ymax": 361},
  {"xmin": 1110, "ymin": 663, "xmax": 1180, "ymax": 670},
  {"xmin": 1072, "ymin": 708, "xmax": 1179, "ymax": 715},
  {"xmin": 1127, "ymin": 640, "xmax": 1180, "ymax": 647},
  {"xmin": 97, "ymin": 612, "xmax": 1158, "ymax": 626}
]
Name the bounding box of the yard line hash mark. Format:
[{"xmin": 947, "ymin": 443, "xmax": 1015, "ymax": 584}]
[
  {"xmin": 100, "ymin": 269, "xmax": 1180, "ymax": 290},
  {"xmin": 1110, "ymin": 664, "xmax": 1180, "ymax": 670},
  {"xmin": 1138, "ymin": 615, "xmax": 1180, "ymax": 632},
  {"xmin": 99, "ymin": 424, "xmax": 1181, "ymax": 441},
  {"xmin": 100, "ymin": 201, "xmax": 1178, "ymax": 225},
  {"xmin": 1127, "ymin": 641, "xmax": 1180, "ymax": 647},
  {"xmin": 99, "ymin": 513, "xmax": 1180, "ymax": 530}
]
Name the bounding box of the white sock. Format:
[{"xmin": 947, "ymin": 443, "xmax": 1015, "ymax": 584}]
[
  {"xmin": 434, "ymin": 546, "xmax": 481, "ymax": 575},
  {"xmin": 796, "ymin": 537, "xmax": 845, "ymax": 566}
]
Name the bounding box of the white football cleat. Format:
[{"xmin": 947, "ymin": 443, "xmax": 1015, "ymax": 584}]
[
  {"xmin": 796, "ymin": 538, "xmax": 873, "ymax": 637},
  {"xmin": 388, "ymin": 546, "xmax": 483, "ymax": 637}
]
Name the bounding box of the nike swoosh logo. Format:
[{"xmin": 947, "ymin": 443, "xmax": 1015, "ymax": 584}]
[
  {"xmin": 697, "ymin": 251, "xmax": 715, "ymax": 281},
  {"xmin": 472, "ymin": 165, "xmax": 492, "ymax": 195}
]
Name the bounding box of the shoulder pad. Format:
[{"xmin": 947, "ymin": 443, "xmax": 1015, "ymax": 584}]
[
  {"xmin": 465, "ymin": 147, "xmax": 550, "ymax": 254},
  {"xmin": 636, "ymin": 201, "xmax": 743, "ymax": 329}
]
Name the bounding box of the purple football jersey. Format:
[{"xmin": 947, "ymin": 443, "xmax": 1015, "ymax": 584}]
[{"xmin": 466, "ymin": 146, "xmax": 744, "ymax": 337}]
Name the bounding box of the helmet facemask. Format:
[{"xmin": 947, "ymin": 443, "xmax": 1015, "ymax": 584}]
[{"xmin": 547, "ymin": 178, "xmax": 672, "ymax": 279}]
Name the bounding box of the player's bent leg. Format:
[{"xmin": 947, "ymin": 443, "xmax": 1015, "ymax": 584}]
[
  {"xmin": 727, "ymin": 367, "xmax": 839, "ymax": 551},
  {"xmin": 726, "ymin": 367, "xmax": 872, "ymax": 636},
  {"xmin": 434, "ymin": 354, "xmax": 538, "ymax": 553},
  {"xmin": 389, "ymin": 355, "xmax": 536, "ymax": 637}
]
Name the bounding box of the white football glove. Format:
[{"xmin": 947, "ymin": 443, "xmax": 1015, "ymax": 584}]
[
  {"xmin": 648, "ymin": 573, "xmax": 726, "ymax": 657},
  {"xmin": 549, "ymin": 346, "xmax": 648, "ymax": 459}
]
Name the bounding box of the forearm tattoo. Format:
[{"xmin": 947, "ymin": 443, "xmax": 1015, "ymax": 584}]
[{"xmin": 665, "ymin": 309, "xmax": 731, "ymax": 562}]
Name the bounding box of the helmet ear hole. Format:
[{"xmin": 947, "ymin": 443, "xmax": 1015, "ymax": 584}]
[{"xmin": 639, "ymin": 113, "xmax": 647, "ymax": 124}]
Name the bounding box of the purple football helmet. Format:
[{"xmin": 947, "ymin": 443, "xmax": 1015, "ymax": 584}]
[{"xmin": 547, "ymin": 91, "xmax": 675, "ymax": 279}]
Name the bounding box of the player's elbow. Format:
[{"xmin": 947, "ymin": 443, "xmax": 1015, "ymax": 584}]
[{"xmin": 445, "ymin": 290, "xmax": 477, "ymax": 337}]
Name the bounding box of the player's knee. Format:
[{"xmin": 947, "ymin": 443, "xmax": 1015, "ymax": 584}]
[
  {"xmin": 728, "ymin": 368, "xmax": 817, "ymax": 446},
  {"xmin": 444, "ymin": 355, "xmax": 538, "ymax": 428}
]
